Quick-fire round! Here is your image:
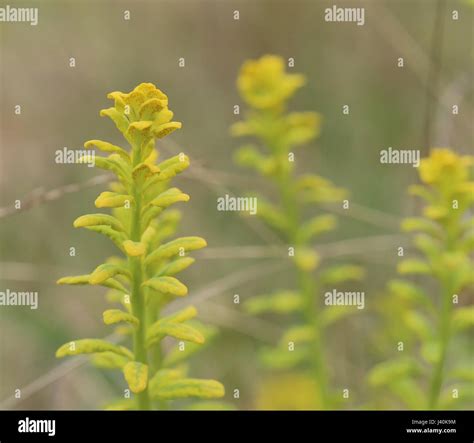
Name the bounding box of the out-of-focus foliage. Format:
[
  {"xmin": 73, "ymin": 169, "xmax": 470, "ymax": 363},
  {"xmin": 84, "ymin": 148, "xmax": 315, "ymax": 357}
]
[
  {"xmin": 369, "ymin": 148, "xmax": 474, "ymax": 409},
  {"xmin": 233, "ymin": 55, "xmax": 364, "ymax": 409},
  {"xmin": 55, "ymin": 83, "xmax": 224, "ymax": 410}
]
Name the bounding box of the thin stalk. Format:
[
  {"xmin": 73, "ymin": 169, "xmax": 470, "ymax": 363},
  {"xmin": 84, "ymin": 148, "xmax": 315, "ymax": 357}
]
[
  {"xmin": 277, "ymin": 158, "xmax": 328, "ymax": 409},
  {"xmin": 428, "ymin": 284, "xmax": 453, "ymax": 409},
  {"xmin": 129, "ymin": 151, "xmax": 150, "ymax": 410}
]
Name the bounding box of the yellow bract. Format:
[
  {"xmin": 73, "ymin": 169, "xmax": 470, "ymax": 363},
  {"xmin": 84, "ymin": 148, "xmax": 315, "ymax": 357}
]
[
  {"xmin": 101, "ymin": 82, "xmax": 182, "ymax": 146},
  {"xmin": 237, "ymin": 55, "xmax": 305, "ymax": 109}
]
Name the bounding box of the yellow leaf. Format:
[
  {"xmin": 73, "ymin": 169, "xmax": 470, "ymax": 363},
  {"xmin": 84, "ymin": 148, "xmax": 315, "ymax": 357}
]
[
  {"xmin": 145, "ymin": 236, "xmax": 207, "ymax": 265},
  {"xmin": 123, "ymin": 240, "xmax": 146, "ymax": 257},
  {"xmin": 159, "ymin": 306, "xmax": 198, "ymax": 324},
  {"xmin": 152, "ymin": 378, "xmax": 224, "ymax": 400},
  {"xmin": 57, "ymin": 274, "xmax": 128, "ymax": 293},
  {"xmin": 84, "ymin": 139, "xmax": 129, "ymax": 159},
  {"xmin": 398, "ymin": 259, "xmax": 431, "ymax": 275},
  {"xmin": 95, "ymin": 192, "xmax": 132, "ymax": 208},
  {"xmin": 90, "ymin": 263, "xmax": 131, "ymax": 285},
  {"xmin": 123, "ymin": 361, "xmax": 148, "ymax": 393},
  {"xmin": 294, "ymin": 248, "xmax": 320, "ymax": 271},
  {"xmin": 244, "ymin": 290, "xmax": 303, "ymax": 315},
  {"xmin": 56, "ymin": 339, "xmax": 133, "ymax": 359},
  {"xmin": 150, "ymin": 187, "xmax": 190, "ymax": 208},
  {"xmin": 91, "ymin": 352, "xmax": 129, "ymax": 369},
  {"xmin": 157, "ymin": 257, "xmax": 195, "ymax": 276},
  {"xmin": 147, "ymin": 321, "xmax": 205, "ymax": 347},
  {"xmin": 368, "ymin": 358, "xmax": 422, "ymax": 387},
  {"xmin": 73, "ymin": 214, "xmax": 125, "ymax": 233},
  {"xmin": 103, "ymin": 309, "xmax": 139, "ymax": 327},
  {"xmin": 142, "ymin": 276, "xmax": 188, "ymax": 296},
  {"xmin": 152, "ymin": 121, "xmax": 182, "ymax": 138}
]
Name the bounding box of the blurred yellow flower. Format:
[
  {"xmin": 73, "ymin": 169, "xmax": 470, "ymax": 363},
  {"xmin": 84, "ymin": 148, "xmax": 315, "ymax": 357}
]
[
  {"xmin": 237, "ymin": 55, "xmax": 305, "ymax": 109},
  {"xmin": 419, "ymin": 148, "xmax": 473, "ymax": 185}
]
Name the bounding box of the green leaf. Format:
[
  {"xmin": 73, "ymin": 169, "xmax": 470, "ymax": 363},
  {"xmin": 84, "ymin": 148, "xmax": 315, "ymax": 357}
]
[
  {"xmin": 150, "ymin": 187, "xmax": 190, "ymax": 209},
  {"xmin": 103, "ymin": 309, "xmax": 138, "ymax": 327},
  {"xmin": 293, "ymin": 248, "xmax": 320, "ymax": 271},
  {"xmin": 162, "ymin": 323, "xmax": 218, "ymax": 367},
  {"xmin": 320, "ymin": 306, "xmax": 360, "ymax": 327},
  {"xmin": 260, "ymin": 346, "xmax": 309, "ymax": 370},
  {"xmin": 156, "ymin": 257, "xmax": 195, "ymax": 277},
  {"xmin": 56, "ymin": 339, "xmax": 133, "ymax": 359},
  {"xmin": 368, "ymin": 358, "xmax": 422, "ymax": 387},
  {"xmin": 142, "ymin": 276, "xmax": 188, "ymax": 296},
  {"xmin": 156, "ymin": 154, "xmax": 190, "ymax": 180},
  {"xmin": 449, "ymin": 365, "xmax": 474, "ymax": 382},
  {"xmin": 255, "ymin": 198, "xmax": 289, "ymax": 233},
  {"xmin": 152, "ymin": 378, "xmax": 224, "ymax": 400},
  {"xmin": 298, "ymin": 214, "xmax": 337, "ymax": 242},
  {"xmin": 91, "ymin": 352, "xmax": 129, "ymax": 369},
  {"xmin": 280, "ymin": 326, "xmax": 315, "ymax": 345},
  {"xmin": 319, "ymin": 265, "xmax": 365, "ymax": 285},
  {"xmin": 122, "ymin": 240, "xmax": 146, "ymax": 257},
  {"xmin": 84, "ymin": 139, "xmax": 130, "ymax": 160},
  {"xmin": 95, "ymin": 192, "xmax": 133, "ymax": 209},
  {"xmin": 73, "ymin": 213, "xmax": 125, "ymax": 233},
  {"xmin": 397, "ymin": 259, "xmax": 431, "ymax": 275},
  {"xmin": 147, "ymin": 321, "xmax": 205, "ymax": 347},
  {"xmin": 234, "ymin": 145, "xmax": 276, "ymax": 176},
  {"xmin": 401, "ymin": 217, "xmax": 440, "ymax": 235},
  {"xmin": 148, "ymin": 368, "xmax": 187, "ymax": 396},
  {"xmin": 90, "ymin": 263, "xmax": 131, "ymax": 285},
  {"xmin": 105, "ymin": 399, "xmax": 136, "ymax": 411},
  {"xmin": 123, "ymin": 361, "xmax": 148, "ymax": 393},
  {"xmin": 93, "ymin": 155, "xmax": 131, "ymax": 183},
  {"xmin": 244, "ymin": 290, "xmax": 303, "ymax": 315},
  {"xmin": 388, "ymin": 279, "xmax": 432, "ymax": 308},
  {"xmin": 388, "ymin": 378, "xmax": 425, "ymax": 410},
  {"xmin": 57, "ymin": 274, "xmax": 128, "ymax": 293},
  {"xmin": 453, "ymin": 307, "xmax": 474, "ymax": 332},
  {"xmin": 145, "ymin": 236, "xmax": 207, "ymax": 265},
  {"xmin": 84, "ymin": 225, "xmax": 128, "ymax": 251},
  {"xmin": 403, "ymin": 311, "xmax": 433, "ymax": 340},
  {"xmin": 421, "ymin": 341, "xmax": 440, "ymax": 364},
  {"xmin": 100, "ymin": 107, "xmax": 129, "ymax": 133},
  {"xmin": 159, "ymin": 306, "xmax": 198, "ymax": 324}
]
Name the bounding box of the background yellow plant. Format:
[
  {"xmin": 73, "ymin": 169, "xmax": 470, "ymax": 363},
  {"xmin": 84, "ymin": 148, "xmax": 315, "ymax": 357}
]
[
  {"xmin": 369, "ymin": 148, "xmax": 473, "ymax": 409},
  {"xmin": 233, "ymin": 55, "xmax": 365, "ymax": 409}
]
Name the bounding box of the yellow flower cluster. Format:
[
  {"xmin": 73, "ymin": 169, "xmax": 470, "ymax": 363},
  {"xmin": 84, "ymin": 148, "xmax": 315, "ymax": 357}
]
[
  {"xmin": 419, "ymin": 148, "xmax": 473, "ymax": 186},
  {"xmin": 101, "ymin": 83, "xmax": 182, "ymax": 145},
  {"xmin": 414, "ymin": 148, "xmax": 473, "ymax": 221},
  {"xmin": 237, "ymin": 55, "xmax": 305, "ymax": 110}
]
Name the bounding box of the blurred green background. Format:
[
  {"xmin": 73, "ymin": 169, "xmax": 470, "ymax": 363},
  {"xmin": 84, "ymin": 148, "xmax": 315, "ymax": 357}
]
[{"xmin": 0, "ymin": 0, "xmax": 472, "ymax": 409}]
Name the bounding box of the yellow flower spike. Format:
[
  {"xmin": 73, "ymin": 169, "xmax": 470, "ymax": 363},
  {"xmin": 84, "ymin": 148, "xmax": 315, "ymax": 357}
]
[
  {"xmin": 57, "ymin": 83, "xmax": 223, "ymax": 410},
  {"xmin": 237, "ymin": 54, "xmax": 305, "ymax": 109}
]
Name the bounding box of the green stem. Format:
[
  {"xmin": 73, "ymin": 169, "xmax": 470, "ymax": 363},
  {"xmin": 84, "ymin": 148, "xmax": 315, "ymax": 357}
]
[
  {"xmin": 428, "ymin": 285, "xmax": 453, "ymax": 409},
  {"xmin": 130, "ymin": 184, "xmax": 150, "ymax": 410},
  {"xmin": 277, "ymin": 158, "xmax": 328, "ymax": 409}
]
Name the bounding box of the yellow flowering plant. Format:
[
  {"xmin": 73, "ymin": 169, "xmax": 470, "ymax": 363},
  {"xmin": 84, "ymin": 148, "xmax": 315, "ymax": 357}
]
[
  {"xmin": 56, "ymin": 83, "xmax": 224, "ymax": 410},
  {"xmin": 232, "ymin": 55, "xmax": 364, "ymax": 409},
  {"xmin": 369, "ymin": 148, "xmax": 474, "ymax": 409}
]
